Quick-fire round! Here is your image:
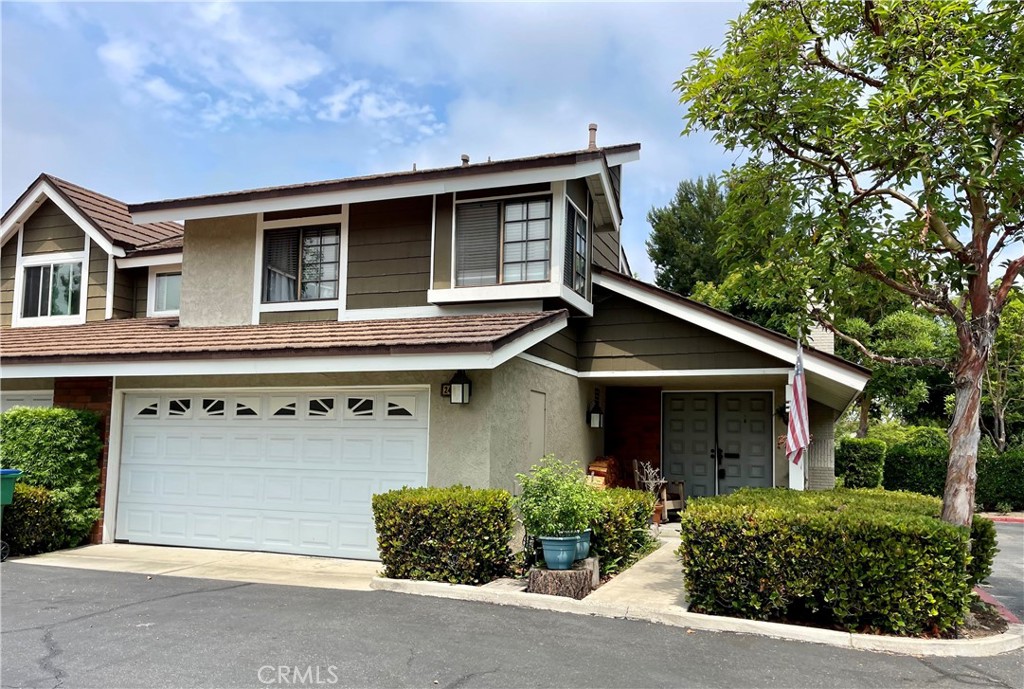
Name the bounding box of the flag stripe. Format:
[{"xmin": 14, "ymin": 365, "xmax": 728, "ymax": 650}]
[{"xmin": 787, "ymin": 339, "xmax": 811, "ymax": 466}]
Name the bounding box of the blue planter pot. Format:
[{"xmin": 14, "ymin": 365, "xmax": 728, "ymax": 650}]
[
  {"xmin": 575, "ymin": 529, "xmax": 592, "ymax": 560},
  {"xmin": 538, "ymin": 535, "xmax": 580, "ymax": 570}
]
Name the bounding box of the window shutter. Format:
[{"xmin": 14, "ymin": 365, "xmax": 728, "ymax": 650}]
[
  {"xmin": 456, "ymin": 202, "xmax": 499, "ymax": 286},
  {"xmin": 263, "ymin": 228, "xmax": 299, "ymax": 302}
]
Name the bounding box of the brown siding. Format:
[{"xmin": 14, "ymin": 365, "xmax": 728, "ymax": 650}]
[
  {"xmin": 0, "ymin": 235, "xmax": 15, "ymax": 328},
  {"xmin": 21, "ymin": 199, "xmax": 86, "ymax": 255},
  {"xmin": 260, "ymin": 309, "xmax": 338, "ymax": 324},
  {"xmin": 526, "ymin": 325, "xmax": 578, "ymax": 370},
  {"xmin": 456, "ymin": 183, "xmax": 550, "ymax": 201},
  {"xmin": 86, "ymin": 240, "xmax": 108, "ymax": 322},
  {"xmin": 593, "ymin": 230, "xmax": 620, "ymax": 271},
  {"xmin": 347, "ymin": 196, "xmax": 431, "ymax": 309},
  {"xmin": 134, "ymin": 271, "xmax": 148, "ymax": 318},
  {"xmin": 432, "ymin": 193, "xmax": 453, "ymax": 290},
  {"xmin": 112, "ymin": 267, "xmax": 138, "ymax": 319},
  {"xmin": 579, "ymin": 293, "xmax": 785, "ymax": 372},
  {"xmin": 566, "ymin": 178, "xmax": 588, "ymax": 213}
]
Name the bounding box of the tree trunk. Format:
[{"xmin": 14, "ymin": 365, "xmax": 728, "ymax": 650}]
[
  {"xmin": 857, "ymin": 393, "xmax": 870, "ymax": 438},
  {"xmin": 941, "ymin": 352, "xmax": 986, "ymax": 527}
]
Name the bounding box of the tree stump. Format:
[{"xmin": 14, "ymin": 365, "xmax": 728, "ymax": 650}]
[{"xmin": 527, "ymin": 566, "xmax": 594, "ymax": 600}]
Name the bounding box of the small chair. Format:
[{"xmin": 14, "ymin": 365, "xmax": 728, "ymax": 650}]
[{"xmin": 663, "ymin": 481, "xmax": 686, "ymax": 516}]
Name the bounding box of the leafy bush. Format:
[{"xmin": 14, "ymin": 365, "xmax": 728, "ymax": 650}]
[
  {"xmin": 867, "ymin": 423, "xmax": 945, "ymax": 451},
  {"xmin": 372, "ymin": 486, "xmax": 514, "ymax": 585},
  {"xmin": 836, "ymin": 438, "xmax": 886, "ymax": 488},
  {"xmin": 976, "ymin": 447, "xmax": 1024, "ymax": 511},
  {"xmin": 883, "ymin": 441, "xmax": 947, "ymax": 497},
  {"xmin": 968, "ymin": 516, "xmax": 998, "ymax": 587},
  {"xmin": 590, "ymin": 488, "xmax": 656, "ymax": 575},
  {"xmin": 1, "ymin": 484, "xmax": 69, "ymax": 555},
  {"xmin": 514, "ymin": 455, "xmax": 599, "ymax": 536},
  {"xmin": 679, "ymin": 488, "xmax": 973, "ymax": 635},
  {"xmin": 0, "ymin": 407, "xmax": 103, "ymax": 551}
]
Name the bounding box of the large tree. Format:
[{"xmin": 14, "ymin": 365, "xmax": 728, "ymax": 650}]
[{"xmin": 678, "ymin": 0, "xmax": 1024, "ymax": 525}]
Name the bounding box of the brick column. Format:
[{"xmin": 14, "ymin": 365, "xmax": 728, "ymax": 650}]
[{"xmin": 53, "ymin": 377, "xmax": 114, "ymax": 543}]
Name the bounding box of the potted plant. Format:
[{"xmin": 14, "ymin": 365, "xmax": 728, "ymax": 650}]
[
  {"xmin": 514, "ymin": 455, "xmax": 599, "ymax": 570},
  {"xmin": 635, "ymin": 460, "xmax": 667, "ymax": 524}
]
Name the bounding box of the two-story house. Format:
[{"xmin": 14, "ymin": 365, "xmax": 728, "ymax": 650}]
[{"xmin": 0, "ymin": 128, "xmax": 869, "ymax": 560}]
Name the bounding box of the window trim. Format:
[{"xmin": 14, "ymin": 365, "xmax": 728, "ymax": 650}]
[
  {"xmin": 453, "ymin": 192, "xmax": 555, "ymax": 288},
  {"xmin": 12, "ymin": 245, "xmax": 89, "ymax": 328},
  {"xmin": 250, "ymin": 209, "xmax": 349, "ymax": 322},
  {"xmin": 564, "ymin": 197, "xmax": 588, "ymax": 297},
  {"xmin": 147, "ymin": 263, "xmax": 183, "ymax": 317}
]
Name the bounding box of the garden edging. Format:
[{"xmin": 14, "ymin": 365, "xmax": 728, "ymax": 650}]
[{"xmin": 369, "ymin": 576, "xmax": 1024, "ymax": 657}]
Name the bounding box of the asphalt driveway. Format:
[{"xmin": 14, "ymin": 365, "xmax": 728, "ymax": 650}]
[
  {"xmin": 986, "ymin": 522, "xmax": 1024, "ymax": 621},
  {"xmin": 1, "ymin": 563, "xmax": 1021, "ymax": 689}
]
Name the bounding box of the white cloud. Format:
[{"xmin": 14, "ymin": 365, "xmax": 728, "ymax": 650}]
[
  {"xmin": 142, "ymin": 77, "xmax": 185, "ymax": 104},
  {"xmin": 97, "ymin": 38, "xmax": 149, "ymax": 84},
  {"xmin": 316, "ymin": 81, "xmax": 444, "ymax": 144}
]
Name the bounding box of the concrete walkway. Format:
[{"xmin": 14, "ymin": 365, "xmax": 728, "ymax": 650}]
[
  {"xmin": 586, "ymin": 531, "xmax": 686, "ymax": 610},
  {"xmin": 13, "ymin": 543, "xmax": 380, "ymax": 591}
]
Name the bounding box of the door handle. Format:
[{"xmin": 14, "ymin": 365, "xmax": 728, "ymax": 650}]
[
  {"xmin": 723, "ymin": 452, "xmax": 740, "ymax": 459},
  {"xmin": 718, "ymin": 468, "xmax": 726, "ymax": 480}
]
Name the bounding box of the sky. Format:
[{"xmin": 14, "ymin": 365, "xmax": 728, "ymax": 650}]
[{"xmin": 0, "ymin": 1, "xmax": 744, "ymax": 282}]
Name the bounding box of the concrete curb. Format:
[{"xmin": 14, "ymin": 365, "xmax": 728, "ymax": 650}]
[
  {"xmin": 975, "ymin": 586, "xmax": 1023, "ymax": 625},
  {"xmin": 370, "ymin": 577, "xmax": 1024, "ymax": 657}
]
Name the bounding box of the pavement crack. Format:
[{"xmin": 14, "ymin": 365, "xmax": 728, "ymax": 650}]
[
  {"xmin": 445, "ymin": 668, "xmax": 500, "ymax": 689},
  {"xmin": 2, "ymin": 581, "xmax": 254, "ymax": 635},
  {"xmin": 39, "ymin": 629, "xmax": 66, "ymax": 689},
  {"xmin": 914, "ymin": 658, "xmax": 1016, "ymax": 688}
]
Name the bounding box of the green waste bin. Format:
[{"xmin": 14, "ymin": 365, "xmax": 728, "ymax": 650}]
[{"xmin": 1, "ymin": 469, "xmax": 23, "ymax": 561}]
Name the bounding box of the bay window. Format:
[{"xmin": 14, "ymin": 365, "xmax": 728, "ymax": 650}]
[
  {"xmin": 262, "ymin": 224, "xmax": 340, "ymax": 303},
  {"xmin": 455, "ymin": 196, "xmax": 551, "ymax": 287}
]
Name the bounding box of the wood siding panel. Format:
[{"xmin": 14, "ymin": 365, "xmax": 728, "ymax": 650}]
[
  {"xmin": 86, "ymin": 240, "xmax": 108, "ymax": 322},
  {"xmin": 112, "ymin": 267, "xmax": 137, "ymax": 319},
  {"xmin": 260, "ymin": 309, "xmax": 338, "ymax": 324},
  {"xmin": 593, "ymin": 231, "xmax": 619, "ymax": 271},
  {"xmin": 526, "ymin": 325, "xmax": 578, "ymax": 370},
  {"xmin": 433, "ymin": 193, "xmax": 453, "ymax": 289},
  {"xmin": 21, "ymin": 200, "xmax": 86, "ymax": 255},
  {"xmin": 346, "ymin": 196, "xmax": 432, "ymax": 309},
  {"xmin": 134, "ymin": 271, "xmax": 148, "ymax": 318},
  {"xmin": 579, "ymin": 294, "xmax": 784, "ymax": 372},
  {"xmin": 0, "ymin": 237, "xmax": 15, "ymax": 328},
  {"xmin": 567, "ymin": 178, "xmax": 588, "ymax": 213}
]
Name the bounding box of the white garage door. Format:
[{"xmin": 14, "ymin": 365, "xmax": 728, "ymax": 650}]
[
  {"xmin": 1, "ymin": 391, "xmax": 54, "ymax": 412},
  {"xmin": 115, "ymin": 388, "xmax": 428, "ymax": 560}
]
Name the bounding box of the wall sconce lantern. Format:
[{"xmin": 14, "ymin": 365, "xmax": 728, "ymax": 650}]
[
  {"xmin": 587, "ymin": 389, "xmax": 604, "ymax": 429},
  {"xmin": 448, "ymin": 370, "xmax": 472, "ymax": 405}
]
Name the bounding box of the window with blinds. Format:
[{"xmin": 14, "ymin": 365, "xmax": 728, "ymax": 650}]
[
  {"xmin": 455, "ymin": 196, "xmax": 551, "ymax": 287},
  {"xmin": 262, "ymin": 225, "xmax": 340, "ymax": 302}
]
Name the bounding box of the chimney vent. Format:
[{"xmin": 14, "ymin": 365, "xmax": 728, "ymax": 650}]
[
  {"xmin": 412, "ymin": 163, "xmax": 417, "ymax": 171},
  {"xmin": 588, "ymin": 123, "xmax": 598, "ymax": 149},
  {"xmin": 460, "ymin": 154, "xmax": 470, "ymax": 167}
]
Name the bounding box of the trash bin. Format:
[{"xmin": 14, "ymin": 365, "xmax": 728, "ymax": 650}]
[{"xmin": 1, "ymin": 469, "xmax": 23, "ymax": 562}]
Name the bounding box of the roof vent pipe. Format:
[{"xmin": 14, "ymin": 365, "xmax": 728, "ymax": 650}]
[
  {"xmin": 588, "ymin": 123, "xmax": 598, "ymax": 149},
  {"xmin": 461, "ymin": 154, "xmax": 470, "ymax": 167}
]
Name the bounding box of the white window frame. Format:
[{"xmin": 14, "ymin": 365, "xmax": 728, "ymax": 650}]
[
  {"xmin": 564, "ymin": 196, "xmax": 588, "ymax": 297},
  {"xmin": 251, "ymin": 209, "xmax": 349, "ymax": 322},
  {"xmin": 147, "ymin": 263, "xmax": 183, "ymax": 317},
  {"xmin": 12, "ymin": 244, "xmax": 89, "ymax": 328}
]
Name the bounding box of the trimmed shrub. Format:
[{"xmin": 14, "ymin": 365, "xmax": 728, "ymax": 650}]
[
  {"xmin": 590, "ymin": 488, "xmax": 656, "ymax": 575},
  {"xmin": 1, "ymin": 484, "xmax": 67, "ymax": 555},
  {"xmin": 0, "ymin": 407, "xmax": 103, "ymax": 550},
  {"xmin": 883, "ymin": 442, "xmax": 947, "ymax": 497},
  {"xmin": 968, "ymin": 516, "xmax": 998, "ymax": 587},
  {"xmin": 679, "ymin": 488, "xmax": 972, "ymax": 635},
  {"xmin": 372, "ymin": 486, "xmax": 514, "ymax": 585},
  {"xmin": 836, "ymin": 438, "xmax": 886, "ymax": 488},
  {"xmin": 976, "ymin": 447, "xmax": 1024, "ymax": 511}
]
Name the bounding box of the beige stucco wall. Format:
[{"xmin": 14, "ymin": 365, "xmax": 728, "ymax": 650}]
[
  {"xmin": 0, "ymin": 377, "xmax": 55, "ymax": 392},
  {"xmin": 180, "ymin": 214, "xmax": 256, "ymax": 327}
]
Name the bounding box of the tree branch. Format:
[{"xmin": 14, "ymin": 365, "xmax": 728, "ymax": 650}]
[
  {"xmin": 810, "ymin": 37, "xmax": 885, "ymax": 88},
  {"xmin": 994, "ymin": 255, "xmax": 1024, "ymax": 309},
  {"xmin": 814, "ymin": 314, "xmax": 950, "ymax": 369}
]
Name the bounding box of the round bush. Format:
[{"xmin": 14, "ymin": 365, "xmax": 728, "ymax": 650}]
[
  {"xmin": 1, "ymin": 484, "xmax": 68, "ymax": 555},
  {"xmin": 836, "ymin": 438, "xmax": 886, "ymax": 488}
]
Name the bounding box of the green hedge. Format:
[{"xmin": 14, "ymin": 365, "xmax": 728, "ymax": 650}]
[
  {"xmin": 883, "ymin": 442, "xmax": 947, "ymax": 497},
  {"xmin": 969, "ymin": 516, "xmax": 998, "ymax": 587},
  {"xmin": 836, "ymin": 438, "xmax": 886, "ymax": 488},
  {"xmin": 589, "ymin": 488, "xmax": 656, "ymax": 575},
  {"xmin": 679, "ymin": 488, "xmax": 974, "ymax": 635},
  {"xmin": 0, "ymin": 407, "xmax": 103, "ymax": 553},
  {"xmin": 372, "ymin": 486, "xmax": 514, "ymax": 585},
  {"xmin": 2, "ymin": 484, "xmax": 67, "ymax": 555},
  {"xmin": 976, "ymin": 448, "xmax": 1024, "ymax": 511}
]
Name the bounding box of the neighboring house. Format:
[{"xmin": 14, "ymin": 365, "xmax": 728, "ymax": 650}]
[{"xmin": 0, "ymin": 129, "xmax": 870, "ymax": 560}]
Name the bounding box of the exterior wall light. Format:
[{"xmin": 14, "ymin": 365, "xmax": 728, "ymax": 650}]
[
  {"xmin": 448, "ymin": 370, "xmax": 472, "ymax": 405},
  {"xmin": 588, "ymin": 389, "xmax": 604, "ymax": 428}
]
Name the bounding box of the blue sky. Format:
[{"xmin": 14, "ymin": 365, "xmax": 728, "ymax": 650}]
[{"xmin": 1, "ymin": 1, "xmax": 744, "ymax": 281}]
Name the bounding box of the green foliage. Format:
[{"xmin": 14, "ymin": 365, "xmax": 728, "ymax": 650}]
[
  {"xmin": 968, "ymin": 516, "xmax": 998, "ymax": 587},
  {"xmin": 514, "ymin": 455, "xmax": 600, "ymax": 537},
  {"xmin": 836, "ymin": 438, "xmax": 886, "ymax": 488},
  {"xmin": 1, "ymin": 484, "xmax": 68, "ymax": 555},
  {"xmin": 983, "ymin": 290, "xmax": 1024, "ymax": 451},
  {"xmin": 589, "ymin": 488, "xmax": 656, "ymax": 575},
  {"xmin": 0, "ymin": 407, "xmax": 103, "ymax": 550},
  {"xmin": 646, "ymin": 176, "xmax": 727, "ymax": 296},
  {"xmin": 371, "ymin": 486, "xmax": 514, "ymax": 585},
  {"xmin": 678, "ymin": 489, "xmax": 972, "ymax": 635},
  {"xmin": 883, "ymin": 440, "xmax": 948, "ymax": 498},
  {"xmin": 975, "ymin": 446, "xmax": 1024, "ymax": 510}
]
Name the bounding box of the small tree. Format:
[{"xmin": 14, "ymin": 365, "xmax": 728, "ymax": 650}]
[{"xmin": 678, "ymin": 0, "xmax": 1024, "ymax": 526}]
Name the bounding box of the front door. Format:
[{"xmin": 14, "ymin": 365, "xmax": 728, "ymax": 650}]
[{"xmin": 663, "ymin": 392, "xmax": 774, "ymax": 498}]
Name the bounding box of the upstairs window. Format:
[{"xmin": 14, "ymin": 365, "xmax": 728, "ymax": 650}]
[
  {"xmin": 455, "ymin": 196, "xmax": 551, "ymax": 287},
  {"xmin": 22, "ymin": 261, "xmax": 82, "ymax": 318},
  {"xmin": 153, "ymin": 271, "xmax": 181, "ymax": 314},
  {"xmin": 563, "ymin": 201, "xmax": 587, "ymax": 295},
  {"xmin": 263, "ymin": 225, "xmax": 340, "ymax": 303}
]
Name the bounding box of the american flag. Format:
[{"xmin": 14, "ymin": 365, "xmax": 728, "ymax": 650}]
[{"xmin": 786, "ymin": 338, "xmax": 811, "ymax": 466}]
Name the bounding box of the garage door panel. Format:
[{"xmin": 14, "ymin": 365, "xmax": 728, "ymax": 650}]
[{"xmin": 116, "ymin": 389, "xmax": 428, "ymax": 560}]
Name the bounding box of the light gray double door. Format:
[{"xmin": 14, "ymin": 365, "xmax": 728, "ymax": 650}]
[{"xmin": 662, "ymin": 392, "xmax": 773, "ymax": 498}]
